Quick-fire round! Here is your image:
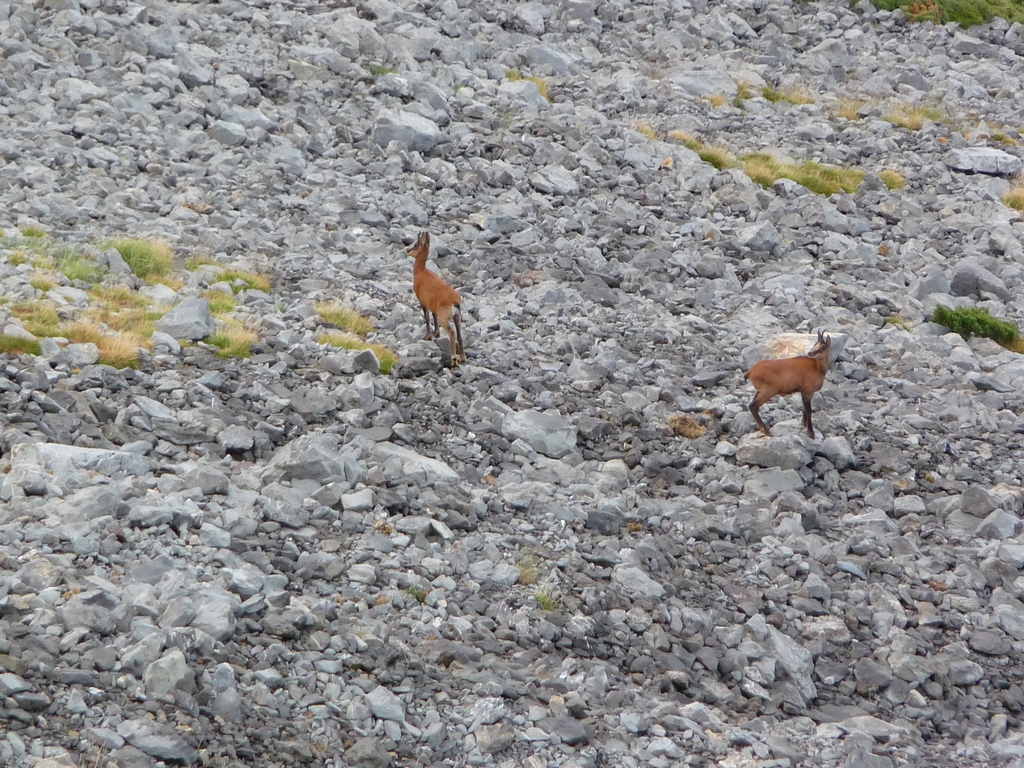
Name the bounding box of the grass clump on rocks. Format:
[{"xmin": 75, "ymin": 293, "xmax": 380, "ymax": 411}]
[
  {"xmin": 504, "ymin": 69, "xmax": 550, "ymax": 101},
  {"xmin": 319, "ymin": 331, "xmax": 397, "ymax": 374},
  {"xmin": 760, "ymin": 86, "xmax": 814, "ymax": 105},
  {"xmin": 105, "ymin": 237, "xmax": 173, "ymax": 279},
  {"xmin": 61, "ymin": 320, "xmax": 144, "ymax": 369},
  {"xmin": 932, "ymin": 305, "xmax": 1021, "ymax": 348},
  {"xmin": 208, "ymin": 323, "xmax": 259, "ymax": 359},
  {"xmin": 315, "ymin": 302, "xmax": 375, "ymax": 336},
  {"xmin": 882, "ymin": 104, "xmax": 944, "ymax": 131},
  {"xmin": 533, "ymin": 588, "xmax": 560, "ymax": 612},
  {"xmin": 0, "ymin": 335, "xmax": 42, "ymax": 356},
  {"xmin": 835, "ymin": 99, "xmax": 867, "ymax": 121},
  {"xmin": 217, "ymin": 270, "xmax": 271, "ymax": 293},
  {"xmin": 55, "ymin": 248, "xmax": 100, "ymax": 283},
  {"xmin": 879, "ymin": 169, "xmax": 907, "ymax": 190},
  {"xmin": 1002, "ymin": 182, "xmax": 1024, "ymax": 213},
  {"xmin": 872, "ymin": 0, "xmax": 1024, "ymax": 27},
  {"xmin": 741, "ymin": 153, "xmax": 864, "ymax": 195},
  {"xmin": 11, "ymin": 302, "xmax": 61, "ymax": 337},
  {"xmin": 20, "ymin": 225, "xmax": 46, "ymax": 238},
  {"xmin": 200, "ymin": 290, "xmax": 238, "ymax": 316},
  {"xmin": 667, "ymin": 132, "xmax": 735, "ymax": 170},
  {"xmin": 733, "ymin": 83, "xmax": 755, "ymax": 107}
]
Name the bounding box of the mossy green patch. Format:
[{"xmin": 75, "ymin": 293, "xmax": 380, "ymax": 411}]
[
  {"xmin": 932, "ymin": 304, "xmax": 1020, "ymax": 345},
  {"xmin": 104, "ymin": 237, "xmax": 173, "ymax": 279}
]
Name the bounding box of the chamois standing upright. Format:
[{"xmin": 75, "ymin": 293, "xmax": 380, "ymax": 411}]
[
  {"xmin": 407, "ymin": 231, "xmax": 466, "ymax": 367},
  {"xmin": 745, "ymin": 329, "xmax": 832, "ymax": 438}
]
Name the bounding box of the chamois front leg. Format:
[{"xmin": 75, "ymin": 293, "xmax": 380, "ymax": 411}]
[
  {"xmin": 432, "ymin": 312, "xmax": 440, "ymax": 338},
  {"xmin": 749, "ymin": 394, "xmax": 772, "ymax": 436},
  {"xmin": 453, "ymin": 306, "xmax": 466, "ymax": 363},
  {"xmin": 801, "ymin": 392, "xmax": 815, "ymax": 438},
  {"xmin": 421, "ymin": 306, "xmax": 434, "ymax": 340}
]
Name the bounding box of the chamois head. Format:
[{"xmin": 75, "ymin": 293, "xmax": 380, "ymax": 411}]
[
  {"xmin": 807, "ymin": 329, "xmax": 831, "ymax": 359},
  {"xmin": 407, "ymin": 231, "xmax": 429, "ymax": 258}
]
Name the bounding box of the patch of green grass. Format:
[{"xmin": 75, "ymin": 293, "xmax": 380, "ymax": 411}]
[
  {"xmin": 991, "ymin": 131, "xmax": 1018, "ymax": 146},
  {"xmin": 406, "ymin": 586, "xmax": 427, "ymax": 603},
  {"xmin": 879, "ymin": 169, "xmax": 906, "ymax": 190},
  {"xmin": 933, "ymin": 305, "xmax": 1019, "ymax": 345},
  {"xmin": 0, "ymin": 335, "xmax": 41, "ymax": 356},
  {"xmin": 369, "ymin": 64, "xmax": 395, "ymax": 76},
  {"xmin": 7, "ymin": 251, "xmax": 27, "ymax": 267},
  {"xmin": 667, "ymin": 132, "xmax": 736, "ymax": 170},
  {"xmin": 89, "ymin": 285, "xmax": 150, "ymax": 310},
  {"xmin": 20, "ymin": 226, "xmax": 46, "ymax": 239},
  {"xmin": 533, "ymin": 588, "xmax": 559, "ymax": 612},
  {"xmin": 733, "ymin": 83, "xmax": 754, "ymax": 107},
  {"xmin": 318, "ymin": 332, "xmax": 397, "ymax": 374},
  {"xmin": 86, "ymin": 286, "xmax": 163, "ymax": 339},
  {"xmin": 184, "ymin": 254, "xmax": 219, "ymax": 271},
  {"xmin": 741, "ymin": 153, "xmax": 864, "ymax": 195},
  {"xmin": 315, "ymin": 302, "xmax": 374, "ymax": 336},
  {"xmin": 11, "ymin": 302, "xmax": 61, "ymax": 337},
  {"xmin": 883, "ymin": 104, "xmax": 944, "ymax": 131},
  {"xmin": 217, "ymin": 270, "xmax": 271, "ymax": 293},
  {"xmin": 1002, "ymin": 184, "xmax": 1024, "ymax": 213},
  {"xmin": 55, "ymin": 248, "xmax": 100, "ymax": 283},
  {"xmin": 104, "ymin": 237, "xmax": 173, "ymax": 279},
  {"xmin": 200, "ymin": 290, "xmax": 237, "ymax": 316},
  {"xmin": 761, "ymin": 86, "xmax": 814, "ymax": 105},
  {"xmin": 208, "ymin": 323, "xmax": 259, "ymax": 358},
  {"xmin": 885, "ymin": 313, "xmax": 912, "ymax": 331},
  {"xmin": 872, "ymin": 0, "xmax": 1024, "ymax": 27}
]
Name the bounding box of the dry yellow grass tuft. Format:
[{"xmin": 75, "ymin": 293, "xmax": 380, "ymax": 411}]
[
  {"xmin": 208, "ymin": 323, "xmax": 259, "ymax": 358},
  {"xmin": 315, "ymin": 302, "xmax": 375, "ymax": 336},
  {"xmin": 667, "ymin": 132, "xmax": 735, "ymax": 170},
  {"xmin": 62, "ymin": 320, "xmax": 144, "ymax": 368},
  {"xmin": 835, "ymin": 99, "xmax": 867, "ymax": 121},
  {"xmin": 632, "ymin": 122, "xmax": 658, "ymax": 140},
  {"xmin": 883, "ymin": 104, "xmax": 943, "ymax": 131},
  {"xmin": 704, "ymin": 94, "xmax": 727, "ymax": 109},
  {"xmin": 668, "ymin": 413, "xmax": 707, "ymax": 439},
  {"xmin": 878, "ymin": 169, "xmax": 906, "ymax": 190},
  {"xmin": 1003, "ymin": 181, "xmax": 1024, "ymax": 213},
  {"xmin": 318, "ymin": 331, "xmax": 397, "ymax": 373},
  {"xmin": 741, "ymin": 153, "xmax": 863, "ymax": 195},
  {"xmin": 761, "ymin": 86, "xmax": 814, "ymax": 106}
]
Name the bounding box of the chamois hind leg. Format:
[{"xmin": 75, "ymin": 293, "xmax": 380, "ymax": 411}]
[
  {"xmin": 453, "ymin": 305, "xmax": 466, "ymax": 363},
  {"xmin": 749, "ymin": 392, "xmax": 772, "ymax": 436},
  {"xmin": 432, "ymin": 312, "xmax": 440, "ymax": 338},
  {"xmin": 436, "ymin": 306, "xmax": 459, "ymax": 367},
  {"xmin": 801, "ymin": 392, "xmax": 815, "ymax": 438},
  {"xmin": 421, "ymin": 306, "xmax": 434, "ymax": 340}
]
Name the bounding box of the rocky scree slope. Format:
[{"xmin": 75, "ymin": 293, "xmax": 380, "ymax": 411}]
[{"xmin": 2, "ymin": 0, "xmax": 1024, "ymax": 767}]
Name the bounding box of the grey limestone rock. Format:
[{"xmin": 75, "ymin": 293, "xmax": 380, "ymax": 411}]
[{"xmin": 155, "ymin": 297, "xmax": 217, "ymax": 340}]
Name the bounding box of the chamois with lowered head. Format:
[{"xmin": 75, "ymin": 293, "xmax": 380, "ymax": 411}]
[
  {"xmin": 746, "ymin": 329, "xmax": 832, "ymax": 438},
  {"xmin": 407, "ymin": 231, "xmax": 466, "ymax": 367}
]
